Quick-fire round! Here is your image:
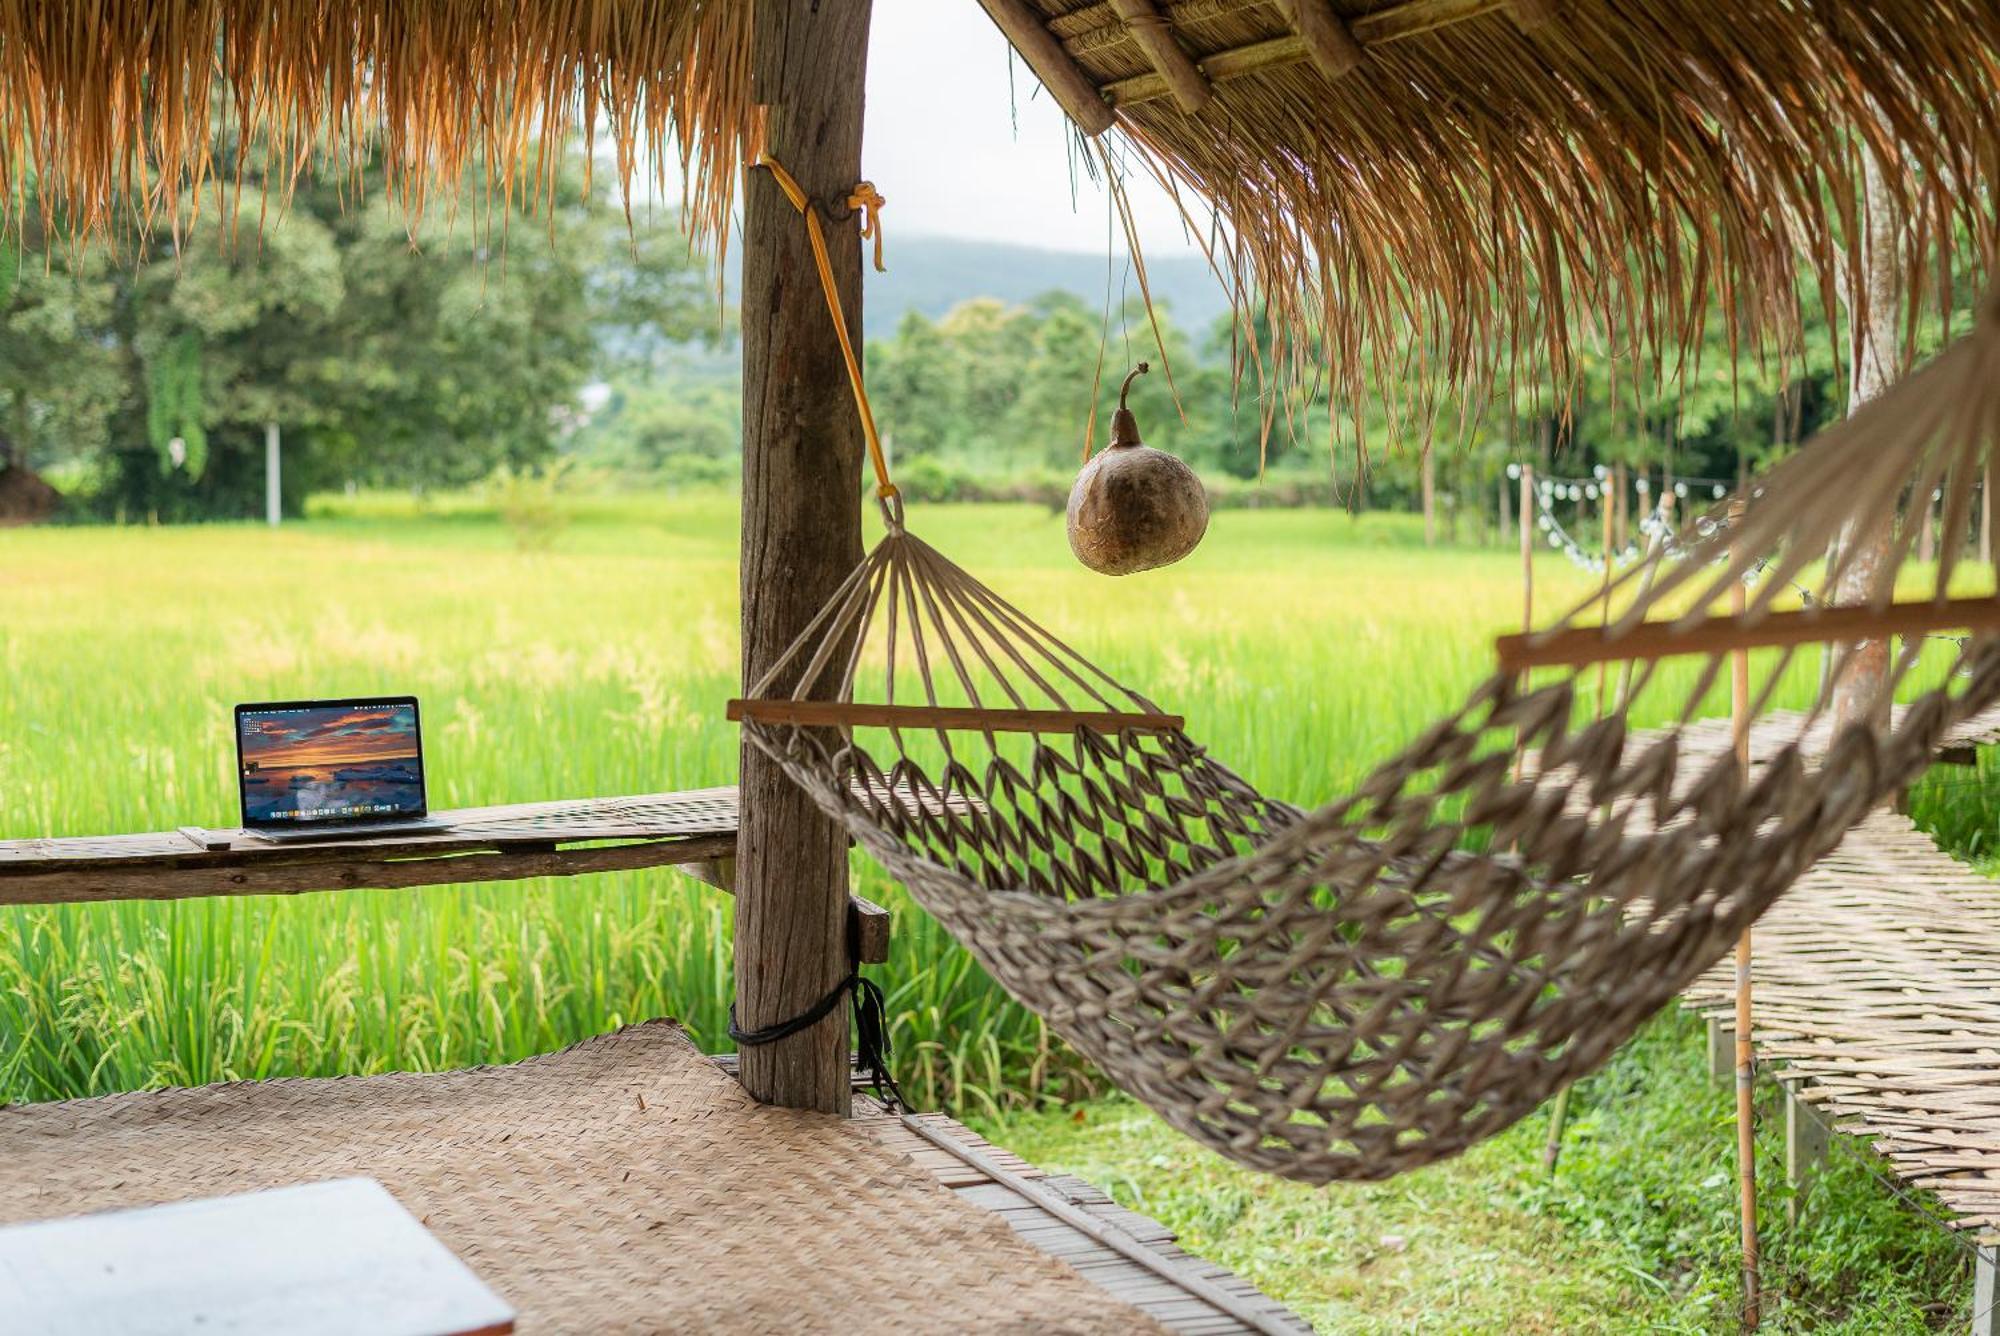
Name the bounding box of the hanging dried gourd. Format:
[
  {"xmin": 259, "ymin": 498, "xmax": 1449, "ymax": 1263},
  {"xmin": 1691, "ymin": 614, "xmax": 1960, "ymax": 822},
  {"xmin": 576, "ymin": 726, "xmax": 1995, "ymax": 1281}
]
[{"xmin": 1066, "ymin": 363, "xmax": 1208, "ymax": 574}]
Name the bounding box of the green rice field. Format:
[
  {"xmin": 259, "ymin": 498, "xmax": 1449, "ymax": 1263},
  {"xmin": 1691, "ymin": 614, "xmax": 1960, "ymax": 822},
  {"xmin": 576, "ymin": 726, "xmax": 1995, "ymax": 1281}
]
[{"xmin": 1, "ymin": 493, "xmax": 1988, "ymax": 1330}]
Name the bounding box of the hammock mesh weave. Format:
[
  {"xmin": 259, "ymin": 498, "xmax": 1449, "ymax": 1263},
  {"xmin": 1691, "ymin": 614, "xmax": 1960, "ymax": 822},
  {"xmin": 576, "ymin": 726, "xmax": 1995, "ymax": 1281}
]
[{"xmin": 740, "ymin": 298, "xmax": 2000, "ymax": 1184}]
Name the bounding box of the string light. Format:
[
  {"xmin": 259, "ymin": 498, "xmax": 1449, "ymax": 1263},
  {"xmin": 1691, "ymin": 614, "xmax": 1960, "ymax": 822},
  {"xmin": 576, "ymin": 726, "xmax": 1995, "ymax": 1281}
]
[
  {"xmin": 1518, "ymin": 462, "xmax": 1966, "ymax": 659},
  {"xmin": 1528, "ymin": 475, "xmax": 1643, "ymax": 571}
]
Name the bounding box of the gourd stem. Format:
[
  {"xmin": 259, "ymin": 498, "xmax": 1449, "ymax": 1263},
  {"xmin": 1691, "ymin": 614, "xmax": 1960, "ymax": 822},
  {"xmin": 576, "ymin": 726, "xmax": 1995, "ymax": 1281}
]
[{"xmin": 1119, "ymin": 362, "xmax": 1151, "ymax": 410}]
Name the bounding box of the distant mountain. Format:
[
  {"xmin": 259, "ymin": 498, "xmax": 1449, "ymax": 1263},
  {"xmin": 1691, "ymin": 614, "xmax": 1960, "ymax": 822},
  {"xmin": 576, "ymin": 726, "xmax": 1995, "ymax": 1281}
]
[
  {"xmin": 618, "ymin": 236, "xmax": 1236, "ymax": 379},
  {"xmin": 860, "ymin": 235, "xmax": 1231, "ymax": 340}
]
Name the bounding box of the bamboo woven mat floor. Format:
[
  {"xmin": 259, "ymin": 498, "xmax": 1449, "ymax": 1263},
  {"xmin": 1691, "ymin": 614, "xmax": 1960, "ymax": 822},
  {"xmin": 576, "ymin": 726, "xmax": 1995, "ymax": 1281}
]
[
  {"xmin": 0, "ymin": 1022, "xmax": 1167, "ymax": 1334},
  {"xmin": 1684, "ymin": 810, "xmax": 2000, "ymax": 1243}
]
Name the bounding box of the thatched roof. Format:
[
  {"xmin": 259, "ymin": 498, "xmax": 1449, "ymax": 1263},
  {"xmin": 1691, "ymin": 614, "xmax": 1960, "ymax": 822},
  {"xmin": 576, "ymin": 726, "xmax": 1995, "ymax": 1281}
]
[
  {"xmin": 991, "ymin": 0, "xmax": 2000, "ymax": 414},
  {"xmin": 4, "ymin": 0, "xmax": 1997, "ymax": 415},
  {"xmin": 0, "ymin": 3, "xmax": 750, "ymax": 245}
]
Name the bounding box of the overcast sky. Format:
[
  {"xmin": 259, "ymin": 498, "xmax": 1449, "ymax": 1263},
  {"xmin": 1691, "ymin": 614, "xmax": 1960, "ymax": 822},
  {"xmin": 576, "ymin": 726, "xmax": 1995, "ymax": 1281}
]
[{"xmin": 861, "ymin": 0, "xmax": 1203, "ymax": 256}]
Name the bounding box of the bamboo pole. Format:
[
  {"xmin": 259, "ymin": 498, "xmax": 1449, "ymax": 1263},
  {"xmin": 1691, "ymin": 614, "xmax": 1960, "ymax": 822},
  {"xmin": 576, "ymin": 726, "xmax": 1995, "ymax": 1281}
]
[
  {"xmin": 1544, "ymin": 482, "xmax": 1651, "ymax": 1174},
  {"xmin": 1109, "ymin": 0, "xmax": 1214, "ymax": 112},
  {"xmin": 1511, "ymin": 464, "xmax": 1533, "ymax": 794},
  {"xmin": 1519, "ymin": 466, "xmax": 1534, "ymax": 636},
  {"xmin": 1983, "ymin": 468, "xmax": 1993, "ymax": 569},
  {"xmin": 1422, "ymin": 445, "xmax": 1437, "ymax": 546},
  {"xmin": 1273, "ymin": 0, "xmax": 1363, "ymax": 83},
  {"xmin": 1731, "ymin": 500, "xmax": 1760, "ymax": 1330},
  {"xmin": 1615, "ymin": 461, "xmax": 1628, "ymax": 550},
  {"xmin": 1596, "ymin": 487, "xmax": 1613, "ymax": 709},
  {"xmin": 1495, "ymin": 594, "xmax": 2000, "ymax": 674},
  {"xmin": 1615, "ymin": 494, "xmax": 1671, "ymax": 725}
]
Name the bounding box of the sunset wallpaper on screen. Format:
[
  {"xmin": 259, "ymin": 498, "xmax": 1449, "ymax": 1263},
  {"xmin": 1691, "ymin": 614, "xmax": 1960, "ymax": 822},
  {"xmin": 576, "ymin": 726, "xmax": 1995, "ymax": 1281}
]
[{"xmin": 238, "ymin": 702, "xmax": 424, "ymax": 822}]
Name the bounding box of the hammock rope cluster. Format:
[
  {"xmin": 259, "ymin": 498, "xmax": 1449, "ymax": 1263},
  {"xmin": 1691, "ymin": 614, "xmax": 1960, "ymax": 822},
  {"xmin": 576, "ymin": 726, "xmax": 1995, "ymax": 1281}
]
[{"xmin": 732, "ymin": 153, "xmax": 2000, "ymax": 1182}]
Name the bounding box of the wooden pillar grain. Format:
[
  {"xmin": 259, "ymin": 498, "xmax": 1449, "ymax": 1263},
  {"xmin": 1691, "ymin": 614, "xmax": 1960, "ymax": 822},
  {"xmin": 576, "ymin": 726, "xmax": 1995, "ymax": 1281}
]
[{"xmin": 735, "ymin": 0, "xmax": 873, "ymax": 1115}]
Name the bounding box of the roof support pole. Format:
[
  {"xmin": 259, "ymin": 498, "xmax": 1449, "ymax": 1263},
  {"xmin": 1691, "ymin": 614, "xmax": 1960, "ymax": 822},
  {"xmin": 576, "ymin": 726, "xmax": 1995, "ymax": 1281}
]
[
  {"xmin": 1109, "ymin": 0, "xmax": 1213, "ymax": 113},
  {"xmin": 735, "ymin": 0, "xmax": 874, "ymax": 1116},
  {"xmin": 1273, "ymin": 0, "xmax": 1363, "ymax": 83}
]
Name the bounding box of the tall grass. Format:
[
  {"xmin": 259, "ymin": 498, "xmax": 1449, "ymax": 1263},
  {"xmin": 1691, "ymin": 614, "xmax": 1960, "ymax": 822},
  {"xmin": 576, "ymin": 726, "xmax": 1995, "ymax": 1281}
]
[
  {"xmin": 1, "ymin": 494, "xmax": 1991, "ymax": 1113},
  {"xmin": 0, "ymin": 497, "xmax": 1530, "ymax": 1109}
]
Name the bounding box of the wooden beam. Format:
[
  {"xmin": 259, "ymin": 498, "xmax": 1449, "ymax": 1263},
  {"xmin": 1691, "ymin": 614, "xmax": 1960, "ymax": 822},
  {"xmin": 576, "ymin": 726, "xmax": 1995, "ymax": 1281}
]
[
  {"xmin": 738, "ymin": 0, "xmax": 874, "ymax": 1117},
  {"xmin": 1495, "ymin": 596, "xmax": 2000, "ymax": 674},
  {"xmin": 0, "ymin": 840, "xmax": 892, "ymax": 967},
  {"xmin": 0, "ymin": 834, "xmax": 739, "ymax": 906},
  {"xmin": 689, "ymin": 854, "xmax": 888, "ymax": 965},
  {"xmin": 1101, "ymin": 0, "xmax": 1520, "ymax": 109},
  {"xmin": 1275, "ymin": 0, "xmax": 1363, "ymax": 83},
  {"xmin": 1356, "ymin": 0, "xmax": 1511, "ymax": 43},
  {"xmin": 1109, "ymin": 0, "xmax": 1213, "ymax": 114},
  {"xmin": 1104, "ymin": 37, "xmax": 1300, "ymax": 107},
  {"xmin": 849, "ymin": 893, "xmax": 892, "ymax": 966},
  {"xmin": 1509, "ymin": 0, "xmax": 1558, "ymax": 31},
  {"xmin": 728, "ymin": 699, "xmax": 1185, "ymax": 734},
  {"xmin": 975, "ymin": 0, "xmax": 1118, "ymax": 135}
]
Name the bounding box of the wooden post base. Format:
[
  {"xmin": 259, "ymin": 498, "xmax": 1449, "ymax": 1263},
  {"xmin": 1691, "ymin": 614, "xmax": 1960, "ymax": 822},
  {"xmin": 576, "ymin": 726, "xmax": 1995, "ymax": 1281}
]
[
  {"xmin": 1974, "ymin": 1246, "xmax": 2000, "ymax": 1336},
  {"xmin": 1783, "ymin": 1082, "xmax": 1829, "ymax": 1229},
  {"xmin": 1708, "ymin": 1019, "xmax": 1735, "ymax": 1085}
]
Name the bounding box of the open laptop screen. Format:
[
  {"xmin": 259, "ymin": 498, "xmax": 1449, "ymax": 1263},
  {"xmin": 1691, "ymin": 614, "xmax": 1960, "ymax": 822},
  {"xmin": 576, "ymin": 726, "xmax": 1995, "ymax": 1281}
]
[{"xmin": 236, "ymin": 698, "xmax": 427, "ymax": 828}]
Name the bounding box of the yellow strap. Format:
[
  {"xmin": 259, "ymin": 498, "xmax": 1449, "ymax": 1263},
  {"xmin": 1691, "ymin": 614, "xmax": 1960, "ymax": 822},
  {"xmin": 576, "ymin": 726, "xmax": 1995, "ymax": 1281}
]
[{"xmin": 752, "ymin": 150, "xmax": 896, "ymax": 501}]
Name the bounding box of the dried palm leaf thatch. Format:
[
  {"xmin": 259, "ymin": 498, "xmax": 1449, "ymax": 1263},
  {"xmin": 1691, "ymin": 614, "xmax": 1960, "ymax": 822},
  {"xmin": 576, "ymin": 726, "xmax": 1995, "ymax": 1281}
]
[
  {"xmin": 0, "ymin": 1, "xmax": 752, "ymax": 253},
  {"xmin": 997, "ymin": 0, "xmax": 2000, "ymax": 433}
]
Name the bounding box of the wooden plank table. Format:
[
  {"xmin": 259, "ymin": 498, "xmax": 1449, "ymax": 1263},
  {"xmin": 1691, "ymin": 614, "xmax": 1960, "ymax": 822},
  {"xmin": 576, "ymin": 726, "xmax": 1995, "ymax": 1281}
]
[{"xmin": 0, "ymin": 787, "xmax": 890, "ymax": 962}]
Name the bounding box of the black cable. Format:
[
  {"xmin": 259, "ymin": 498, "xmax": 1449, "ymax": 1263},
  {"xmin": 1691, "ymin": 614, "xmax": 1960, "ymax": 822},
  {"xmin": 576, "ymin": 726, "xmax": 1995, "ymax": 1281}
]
[{"xmin": 729, "ymin": 970, "xmax": 908, "ymax": 1113}]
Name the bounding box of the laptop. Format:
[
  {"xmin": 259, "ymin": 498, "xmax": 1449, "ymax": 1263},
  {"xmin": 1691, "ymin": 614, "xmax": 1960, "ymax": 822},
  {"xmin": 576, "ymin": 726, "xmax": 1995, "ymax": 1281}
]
[{"xmin": 236, "ymin": 696, "xmax": 448, "ymax": 843}]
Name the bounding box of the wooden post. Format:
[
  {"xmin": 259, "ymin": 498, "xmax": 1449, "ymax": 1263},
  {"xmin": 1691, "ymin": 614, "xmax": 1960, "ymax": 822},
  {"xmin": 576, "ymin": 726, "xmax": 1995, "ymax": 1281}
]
[
  {"xmin": 1511, "ymin": 465, "xmax": 1533, "ymax": 795},
  {"xmin": 1731, "ymin": 500, "xmax": 1760, "ymax": 1330},
  {"xmin": 1708, "ymin": 1018, "xmax": 1735, "ymax": 1084},
  {"xmin": 1614, "ymin": 461, "xmax": 1628, "ymax": 550},
  {"xmin": 1784, "ymin": 1083, "xmax": 1828, "ymax": 1229},
  {"xmin": 1421, "ymin": 444, "xmax": 1436, "ymax": 546},
  {"xmin": 735, "ymin": 0, "xmax": 873, "ymax": 1116},
  {"xmin": 1596, "ymin": 487, "xmax": 1613, "ymax": 710},
  {"xmin": 1519, "ymin": 466, "xmax": 1533, "ymax": 635},
  {"xmin": 1983, "ymin": 468, "xmax": 1993, "ymax": 570},
  {"xmin": 1976, "ymin": 1246, "xmax": 2000, "ymax": 1336},
  {"xmin": 264, "ymin": 422, "xmax": 281, "ymax": 527}
]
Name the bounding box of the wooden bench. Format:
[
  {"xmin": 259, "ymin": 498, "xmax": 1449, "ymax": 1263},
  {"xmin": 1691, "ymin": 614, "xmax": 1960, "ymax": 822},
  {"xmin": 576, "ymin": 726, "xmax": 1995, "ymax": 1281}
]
[{"xmin": 0, "ymin": 788, "xmax": 890, "ymax": 963}]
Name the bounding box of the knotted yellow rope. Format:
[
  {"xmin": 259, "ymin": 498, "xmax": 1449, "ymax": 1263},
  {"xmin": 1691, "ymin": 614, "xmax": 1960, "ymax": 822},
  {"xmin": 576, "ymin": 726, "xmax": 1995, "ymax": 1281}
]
[
  {"xmin": 750, "ymin": 139, "xmax": 896, "ymax": 502},
  {"xmin": 849, "ymin": 182, "xmax": 887, "ymax": 275}
]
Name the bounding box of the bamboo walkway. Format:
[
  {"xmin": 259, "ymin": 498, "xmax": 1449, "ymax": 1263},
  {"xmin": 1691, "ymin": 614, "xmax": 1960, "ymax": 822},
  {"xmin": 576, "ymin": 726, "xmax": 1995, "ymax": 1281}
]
[
  {"xmin": 861, "ymin": 1108, "xmax": 1311, "ymax": 1335},
  {"xmin": 1685, "ymin": 808, "xmax": 2000, "ymax": 1244},
  {"xmin": 1667, "ymin": 704, "xmax": 2000, "ymax": 1332}
]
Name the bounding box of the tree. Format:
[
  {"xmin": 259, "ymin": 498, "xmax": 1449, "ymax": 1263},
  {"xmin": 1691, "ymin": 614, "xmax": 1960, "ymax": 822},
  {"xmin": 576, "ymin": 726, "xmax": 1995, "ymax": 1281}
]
[
  {"xmin": 1, "ymin": 136, "xmax": 716, "ymax": 521},
  {"xmin": 0, "ymin": 230, "xmax": 125, "ymax": 516}
]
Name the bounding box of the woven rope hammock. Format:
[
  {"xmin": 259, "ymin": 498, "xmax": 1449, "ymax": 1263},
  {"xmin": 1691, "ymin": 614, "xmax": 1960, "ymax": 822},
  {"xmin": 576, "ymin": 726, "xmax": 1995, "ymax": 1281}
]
[{"xmin": 734, "ymin": 157, "xmax": 2000, "ymax": 1181}]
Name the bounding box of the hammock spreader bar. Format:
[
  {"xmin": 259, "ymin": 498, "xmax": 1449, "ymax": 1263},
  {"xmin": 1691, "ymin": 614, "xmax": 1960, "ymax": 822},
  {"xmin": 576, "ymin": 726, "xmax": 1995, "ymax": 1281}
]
[
  {"xmin": 1497, "ymin": 594, "xmax": 2000, "ymax": 672},
  {"xmin": 726, "ymin": 699, "xmax": 1185, "ymax": 734}
]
